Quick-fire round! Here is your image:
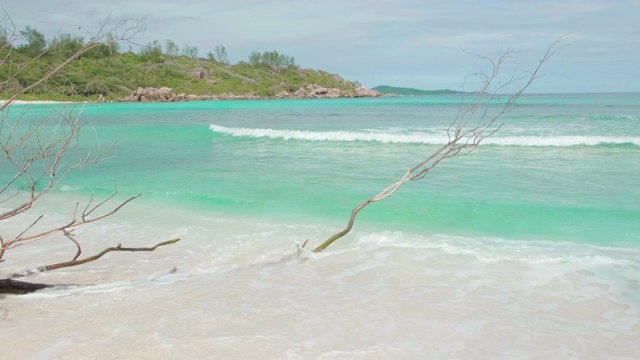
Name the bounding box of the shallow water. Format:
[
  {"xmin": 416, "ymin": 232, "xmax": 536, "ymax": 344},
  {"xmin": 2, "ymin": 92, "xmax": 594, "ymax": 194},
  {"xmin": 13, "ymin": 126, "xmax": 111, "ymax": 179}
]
[
  {"xmin": 1, "ymin": 94, "xmax": 639, "ymax": 358},
  {"xmin": 2, "ymin": 200, "xmax": 639, "ymax": 359}
]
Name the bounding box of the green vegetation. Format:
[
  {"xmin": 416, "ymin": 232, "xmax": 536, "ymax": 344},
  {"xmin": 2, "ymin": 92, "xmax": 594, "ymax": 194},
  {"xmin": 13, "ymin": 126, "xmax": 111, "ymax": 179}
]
[
  {"xmin": 372, "ymin": 85, "xmax": 469, "ymax": 96},
  {"xmin": 0, "ymin": 25, "xmax": 360, "ymax": 101}
]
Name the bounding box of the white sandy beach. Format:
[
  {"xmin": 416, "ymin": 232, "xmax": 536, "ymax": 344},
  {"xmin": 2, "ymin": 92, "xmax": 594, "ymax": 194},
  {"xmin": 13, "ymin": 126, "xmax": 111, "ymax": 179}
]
[{"xmin": 1, "ymin": 99, "xmax": 77, "ymax": 105}]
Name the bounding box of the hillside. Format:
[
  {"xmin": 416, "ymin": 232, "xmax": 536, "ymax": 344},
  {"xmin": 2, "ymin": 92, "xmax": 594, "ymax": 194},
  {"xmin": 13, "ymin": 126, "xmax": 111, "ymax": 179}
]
[
  {"xmin": 0, "ymin": 33, "xmax": 372, "ymax": 101},
  {"xmin": 373, "ymin": 85, "xmax": 468, "ymax": 96}
]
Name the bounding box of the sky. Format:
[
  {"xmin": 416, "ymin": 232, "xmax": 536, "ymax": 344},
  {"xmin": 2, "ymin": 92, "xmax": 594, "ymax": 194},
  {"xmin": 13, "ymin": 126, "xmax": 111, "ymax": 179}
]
[{"xmin": 2, "ymin": 0, "xmax": 639, "ymax": 93}]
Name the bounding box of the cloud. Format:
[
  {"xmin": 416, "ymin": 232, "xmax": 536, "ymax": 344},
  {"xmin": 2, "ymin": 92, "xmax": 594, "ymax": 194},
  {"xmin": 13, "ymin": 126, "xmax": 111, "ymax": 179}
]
[{"xmin": 1, "ymin": 0, "xmax": 638, "ymax": 92}]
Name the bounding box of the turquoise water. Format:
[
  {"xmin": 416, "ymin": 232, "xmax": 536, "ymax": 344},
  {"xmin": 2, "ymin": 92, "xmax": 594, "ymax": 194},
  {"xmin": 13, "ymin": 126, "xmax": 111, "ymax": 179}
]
[
  {"xmin": 2, "ymin": 94, "xmax": 640, "ymax": 358},
  {"xmin": 9, "ymin": 93, "xmax": 637, "ymax": 246}
]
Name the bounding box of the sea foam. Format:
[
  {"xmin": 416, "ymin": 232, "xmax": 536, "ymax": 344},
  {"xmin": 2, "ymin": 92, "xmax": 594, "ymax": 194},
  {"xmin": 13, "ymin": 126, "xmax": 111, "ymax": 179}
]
[{"xmin": 210, "ymin": 124, "xmax": 640, "ymax": 147}]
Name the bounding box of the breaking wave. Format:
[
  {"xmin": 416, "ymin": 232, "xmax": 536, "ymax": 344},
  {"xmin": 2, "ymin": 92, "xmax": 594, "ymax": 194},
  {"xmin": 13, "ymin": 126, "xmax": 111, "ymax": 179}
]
[{"xmin": 209, "ymin": 124, "xmax": 640, "ymax": 147}]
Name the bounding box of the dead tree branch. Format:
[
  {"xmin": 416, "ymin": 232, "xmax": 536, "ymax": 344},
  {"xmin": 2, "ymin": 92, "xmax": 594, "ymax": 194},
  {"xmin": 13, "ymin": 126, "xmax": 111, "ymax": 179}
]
[
  {"xmin": 0, "ymin": 13, "xmax": 167, "ymax": 280},
  {"xmin": 10, "ymin": 238, "xmax": 180, "ymax": 278},
  {"xmin": 312, "ymin": 37, "xmax": 566, "ymax": 253}
]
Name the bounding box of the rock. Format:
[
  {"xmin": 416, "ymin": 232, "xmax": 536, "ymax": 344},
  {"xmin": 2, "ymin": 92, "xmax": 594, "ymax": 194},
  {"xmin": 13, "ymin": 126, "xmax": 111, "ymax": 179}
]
[
  {"xmin": 313, "ymin": 86, "xmax": 328, "ymax": 95},
  {"xmin": 293, "ymin": 87, "xmax": 308, "ymax": 98},
  {"xmin": 157, "ymin": 87, "xmax": 174, "ymax": 101},
  {"xmin": 355, "ymin": 85, "xmax": 381, "ymax": 97},
  {"xmin": 189, "ymin": 68, "xmax": 205, "ymax": 79},
  {"xmin": 326, "ymin": 88, "xmax": 341, "ymax": 98},
  {"xmin": 146, "ymin": 88, "xmax": 158, "ymax": 101},
  {"xmin": 274, "ymin": 91, "xmax": 290, "ymax": 99},
  {"xmin": 117, "ymin": 82, "xmax": 387, "ymax": 102},
  {"xmin": 133, "ymin": 86, "xmax": 146, "ymax": 101}
]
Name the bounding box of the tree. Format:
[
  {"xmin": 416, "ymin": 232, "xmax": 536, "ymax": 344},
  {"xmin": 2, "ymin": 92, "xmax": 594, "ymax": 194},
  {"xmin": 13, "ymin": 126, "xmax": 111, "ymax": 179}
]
[
  {"xmin": 0, "ymin": 14, "xmax": 179, "ymax": 294},
  {"xmin": 212, "ymin": 44, "xmax": 229, "ymax": 65},
  {"xmin": 308, "ymin": 38, "xmax": 565, "ymax": 253},
  {"xmin": 206, "ymin": 51, "xmax": 216, "ymax": 63},
  {"xmin": 181, "ymin": 44, "xmax": 198, "ymax": 58},
  {"xmin": 262, "ymin": 51, "xmax": 282, "ymax": 74},
  {"xmin": 0, "ymin": 27, "xmax": 9, "ymax": 48},
  {"xmin": 17, "ymin": 25, "xmax": 46, "ymax": 57},
  {"xmin": 49, "ymin": 33, "xmax": 84, "ymax": 58},
  {"xmin": 248, "ymin": 50, "xmax": 261, "ymax": 66},
  {"xmin": 84, "ymin": 33, "xmax": 120, "ymax": 59},
  {"xmin": 105, "ymin": 33, "xmax": 120, "ymax": 56},
  {"xmin": 252, "ymin": 50, "xmax": 296, "ymax": 74},
  {"xmin": 139, "ymin": 40, "xmax": 163, "ymax": 62},
  {"xmin": 164, "ymin": 39, "xmax": 179, "ymax": 57}
]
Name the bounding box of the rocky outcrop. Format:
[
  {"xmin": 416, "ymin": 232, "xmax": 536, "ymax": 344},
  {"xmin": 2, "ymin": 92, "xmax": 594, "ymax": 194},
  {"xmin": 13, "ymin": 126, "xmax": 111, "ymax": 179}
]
[
  {"xmin": 293, "ymin": 87, "xmax": 308, "ymax": 98},
  {"xmin": 123, "ymin": 86, "xmax": 178, "ymax": 102},
  {"xmin": 118, "ymin": 84, "xmax": 386, "ymax": 102},
  {"xmin": 354, "ymin": 85, "xmax": 382, "ymax": 97},
  {"xmin": 274, "ymin": 91, "xmax": 290, "ymax": 99},
  {"xmin": 326, "ymin": 88, "xmax": 342, "ymax": 98},
  {"xmin": 307, "ymin": 84, "xmax": 328, "ymax": 96}
]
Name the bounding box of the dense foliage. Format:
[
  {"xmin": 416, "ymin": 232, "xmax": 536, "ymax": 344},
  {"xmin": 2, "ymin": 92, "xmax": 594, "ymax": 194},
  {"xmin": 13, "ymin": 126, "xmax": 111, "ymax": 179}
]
[{"xmin": 0, "ymin": 26, "xmax": 359, "ymax": 101}]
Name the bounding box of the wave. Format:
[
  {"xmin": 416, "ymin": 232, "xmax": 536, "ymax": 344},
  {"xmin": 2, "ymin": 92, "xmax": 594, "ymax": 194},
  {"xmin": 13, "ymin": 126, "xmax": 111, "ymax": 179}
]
[
  {"xmin": 209, "ymin": 124, "xmax": 640, "ymax": 147},
  {"xmin": 486, "ymin": 136, "xmax": 640, "ymax": 147}
]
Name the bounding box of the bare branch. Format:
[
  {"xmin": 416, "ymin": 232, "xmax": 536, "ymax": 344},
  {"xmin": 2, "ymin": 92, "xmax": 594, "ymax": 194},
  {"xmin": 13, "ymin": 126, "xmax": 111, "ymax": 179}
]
[
  {"xmin": 63, "ymin": 229, "xmax": 82, "ymax": 261},
  {"xmin": 312, "ymin": 37, "xmax": 566, "ymax": 253},
  {"xmin": 0, "ymin": 12, "xmax": 177, "ymax": 286},
  {"xmin": 10, "ymin": 238, "xmax": 180, "ymax": 278},
  {"xmin": 1, "ymin": 193, "xmax": 141, "ymax": 253}
]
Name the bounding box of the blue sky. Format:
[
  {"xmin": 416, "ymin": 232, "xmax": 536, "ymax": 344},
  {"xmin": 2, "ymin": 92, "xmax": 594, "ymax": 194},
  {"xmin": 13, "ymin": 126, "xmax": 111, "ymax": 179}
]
[{"xmin": 2, "ymin": 0, "xmax": 639, "ymax": 93}]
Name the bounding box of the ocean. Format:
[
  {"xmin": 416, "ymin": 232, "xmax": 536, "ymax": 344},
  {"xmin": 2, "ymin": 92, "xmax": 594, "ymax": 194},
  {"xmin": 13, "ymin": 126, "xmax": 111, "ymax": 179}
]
[{"xmin": 1, "ymin": 93, "xmax": 639, "ymax": 358}]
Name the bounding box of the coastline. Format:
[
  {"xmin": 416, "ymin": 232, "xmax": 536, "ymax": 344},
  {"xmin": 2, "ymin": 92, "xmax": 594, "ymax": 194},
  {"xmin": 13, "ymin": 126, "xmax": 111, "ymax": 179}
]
[
  {"xmin": 1, "ymin": 100, "xmax": 75, "ymax": 105},
  {"xmin": 1, "ymin": 83, "xmax": 391, "ymax": 105},
  {"xmin": 1, "ymin": 84, "xmax": 389, "ymax": 106}
]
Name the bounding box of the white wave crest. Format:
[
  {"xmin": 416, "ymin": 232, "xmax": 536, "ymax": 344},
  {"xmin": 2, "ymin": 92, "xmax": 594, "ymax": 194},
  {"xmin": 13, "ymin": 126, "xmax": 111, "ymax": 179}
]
[
  {"xmin": 485, "ymin": 135, "xmax": 640, "ymax": 147},
  {"xmin": 209, "ymin": 124, "xmax": 640, "ymax": 147},
  {"xmin": 210, "ymin": 124, "xmax": 442, "ymax": 143}
]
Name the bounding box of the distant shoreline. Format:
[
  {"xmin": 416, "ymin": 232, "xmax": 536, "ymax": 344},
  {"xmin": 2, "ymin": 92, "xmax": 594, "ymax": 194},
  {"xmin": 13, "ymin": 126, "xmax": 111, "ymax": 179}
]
[{"xmin": 1, "ymin": 100, "xmax": 75, "ymax": 105}]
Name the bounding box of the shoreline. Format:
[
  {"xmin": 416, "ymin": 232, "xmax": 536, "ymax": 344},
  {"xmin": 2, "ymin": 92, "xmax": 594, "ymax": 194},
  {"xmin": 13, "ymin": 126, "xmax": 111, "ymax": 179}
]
[
  {"xmin": 1, "ymin": 84, "xmax": 390, "ymax": 106},
  {"xmin": 1, "ymin": 100, "xmax": 76, "ymax": 105}
]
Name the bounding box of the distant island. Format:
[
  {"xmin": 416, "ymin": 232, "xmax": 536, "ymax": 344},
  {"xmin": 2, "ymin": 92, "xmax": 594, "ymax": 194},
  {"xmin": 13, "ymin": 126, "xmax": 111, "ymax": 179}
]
[{"xmin": 372, "ymin": 85, "xmax": 469, "ymax": 96}]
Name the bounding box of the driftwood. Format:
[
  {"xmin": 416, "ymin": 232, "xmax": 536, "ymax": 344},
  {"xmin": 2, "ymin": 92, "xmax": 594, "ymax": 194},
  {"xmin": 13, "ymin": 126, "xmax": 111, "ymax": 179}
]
[
  {"xmin": 310, "ymin": 37, "xmax": 566, "ymax": 252},
  {"xmin": 0, "ymin": 278, "xmax": 51, "ymax": 295},
  {"xmin": 1, "ymin": 238, "xmax": 180, "ymax": 294},
  {"xmin": 0, "ymin": 14, "xmax": 179, "ymax": 295}
]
